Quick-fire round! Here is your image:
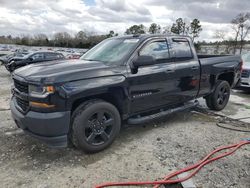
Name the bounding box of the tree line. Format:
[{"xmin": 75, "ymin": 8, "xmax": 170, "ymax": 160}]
[
  {"xmin": 214, "ymin": 12, "xmax": 250, "ymax": 54},
  {"xmin": 0, "ymin": 12, "xmax": 249, "ymax": 54},
  {"xmin": 0, "ymin": 18, "xmax": 202, "ymax": 49},
  {"xmin": 0, "ymin": 31, "xmax": 110, "ymax": 49},
  {"xmin": 125, "ymin": 18, "xmax": 202, "ymax": 42}
]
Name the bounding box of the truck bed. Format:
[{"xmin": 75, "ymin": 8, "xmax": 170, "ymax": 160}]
[
  {"xmin": 198, "ymin": 54, "xmax": 241, "ymax": 66},
  {"xmin": 197, "ymin": 54, "xmax": 242, "ymax": 97}
]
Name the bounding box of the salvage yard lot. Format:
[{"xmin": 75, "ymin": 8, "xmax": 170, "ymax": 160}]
[{"xmin": 0, "ymin": 65, "xmax": 249, "ymax": 188}]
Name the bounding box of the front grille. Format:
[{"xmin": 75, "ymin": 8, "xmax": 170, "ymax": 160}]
[
  {"xmin": 14, "ymin": 79, "xmax": 28, "ymax": 93},
  {"xmin": 241, "ymin": 69, "xmax": 250, "ymax": 78},
  {"xmin": 16, "ymin": 97, "xmax": 29, "ymax": 112}
]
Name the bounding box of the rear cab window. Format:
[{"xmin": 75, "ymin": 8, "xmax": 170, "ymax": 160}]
[{"xmin": 170, "ymin": 38, "xmax": 193, "ymax": 61}]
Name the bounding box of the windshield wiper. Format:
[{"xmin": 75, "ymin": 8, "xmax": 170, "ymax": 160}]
[
  {"xmin": 82, "ymin": 59, "xmax": 107, "ymax": 63},
  {"xmin": 82, "ymin": 59, "xmax": 96, "ymax": 61}
]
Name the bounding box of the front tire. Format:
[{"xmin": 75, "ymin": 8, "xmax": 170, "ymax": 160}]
[
  {"xmin": 71, "ymin": 100, "xmax": 121, "ymax": 153},
  {"xmin": 205, "ymin": 80, "xmax": 230, "ymax": 111}
]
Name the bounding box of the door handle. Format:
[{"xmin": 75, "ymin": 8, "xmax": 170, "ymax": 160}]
[
  {"xmin": 165, "ymin": 69, "xmax": 175, "ymax": 73},
  {"xmin": 191, "ymin": 66, "xmax": 199, "ymax": 70}
]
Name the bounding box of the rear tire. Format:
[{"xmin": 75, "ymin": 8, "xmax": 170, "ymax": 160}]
[
  {"xmin": 205, "ymin": 80, "xmax": 230, "ymax": 111},
  {"xmin": 70, "ymin": 100, "xmax": 121, "ymax": 153}
]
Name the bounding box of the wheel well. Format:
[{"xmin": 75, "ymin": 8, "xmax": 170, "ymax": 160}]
[
  {"xmin": 217, "ymin": 72, "xmax": 234, "ymax": 86},
  {"xmin": 71, "ymin": 88, "xmax": 126, "ymax": 116}
]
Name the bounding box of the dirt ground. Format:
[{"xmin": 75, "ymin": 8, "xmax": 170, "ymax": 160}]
[{"xmin": 0, "ymin": 65, "xmax": 249, "ymax": 188}]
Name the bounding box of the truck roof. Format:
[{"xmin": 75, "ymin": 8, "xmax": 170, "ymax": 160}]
[{"xmin": 114, "ymin": 34, "xmax": 191, "ymax": 41}]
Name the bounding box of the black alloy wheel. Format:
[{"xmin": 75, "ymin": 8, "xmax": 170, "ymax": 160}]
[
  {"xmin": 71, "ymin": 100, "xmax": 121, "ymax": 153},
  {"xmin": 205, "ymin": 80, "xmax": 230, "ymax": 111},
  {"xmin": 85, "ymin": 110, "xmax": 115, "ymax": 146}
]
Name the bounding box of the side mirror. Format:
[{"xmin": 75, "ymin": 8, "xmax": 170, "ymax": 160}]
[{"xmin": 133, "ymin": 55, "xmax": 155, "ymax": 68}]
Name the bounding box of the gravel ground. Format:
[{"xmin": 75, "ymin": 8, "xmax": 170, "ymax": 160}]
[{"xmin": 0, "ymin": 65, "xmax": 249, "ymax": 188}]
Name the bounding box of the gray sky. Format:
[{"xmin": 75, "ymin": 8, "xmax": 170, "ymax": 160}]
[{"xmin": 0, "ymin": 0, "xmax": 249, "ymax": 41}]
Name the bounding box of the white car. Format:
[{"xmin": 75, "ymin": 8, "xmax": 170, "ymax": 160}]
[{"xmin": 240, "ymin": 53, "xmax": 250, "ymax": 89}]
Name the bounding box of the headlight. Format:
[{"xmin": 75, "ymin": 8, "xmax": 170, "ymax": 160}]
[{"xmin": 29, "ymin": 85, "xmax": 55, "ymax": 98}]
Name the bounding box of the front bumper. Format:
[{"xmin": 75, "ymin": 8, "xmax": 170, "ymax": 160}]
[{"xmin": 10, "ymin": 98, "xmax": 71, "ymax": 148}]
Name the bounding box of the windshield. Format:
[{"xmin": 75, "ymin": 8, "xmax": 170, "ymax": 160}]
[
  {"xmin": 23, "ymin": 53, "xmax": 33, "ymax": 59},
  {"xmin": 6, "ymin": 54, "xmax": 14, "ymax": 58},
  {"xmin": 80, "ymin": 38, "xmax": 139, "ymax": 64},
  {"xmin": 242, "ymin": 53, "xmax": 250, "ymax": 66}
]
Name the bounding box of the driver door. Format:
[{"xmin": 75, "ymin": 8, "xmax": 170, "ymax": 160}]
[{"xmin": 127, "ymin": 39, "xmax": 178, "ymax": 114}]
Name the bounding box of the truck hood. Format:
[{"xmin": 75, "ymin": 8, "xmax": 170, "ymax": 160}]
[{"xmin": 13, "ymin": 59, "xmax": 124, "ymax": 84}]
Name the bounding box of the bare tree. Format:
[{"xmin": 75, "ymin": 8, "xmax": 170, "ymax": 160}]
[
  {"xmin": 53, "ymin": 32, "xmax": 72, "ymax": 47},
  {"xmin": 20, "ymin": 34, "xmax": 32, "ymax": 46},
  {"xmin": 214, "ymin": 30, "xmax": 226, "ymax": 41},
  {"xmin": 75, "ymin": 31, "xmax": 87, "ymax": 41},
  {"xmin": 33, "ymin": 34, "xmax": 48, "ymax": 46},
  {"xmin": 213, "ymin": 30, "xmax": 226, "ymax": 54},
  {"xmin": 231, "ymin": 12, "xmax": 250, "ymax": 54}
]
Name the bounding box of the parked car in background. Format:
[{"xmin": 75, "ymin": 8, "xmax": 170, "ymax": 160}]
[
  {"xmin": 5, "ymin": 51, "xmax": 65, "ymax": 72},
  {"xmin": 0, "ymin": 53, "xmax": 15, "ymax": 65},
  {"xmin": 238, "ymin": 52, "xmax": 250, "ymax": 90},
  {"xmin": 1, "ymin": 51, "xmax": 30, "ymax": 65},
  {"xmin": 66, "ymin": 54, "xmax": 81, "ymax": 59},
  {"xmin": 6, "ymin": 53, "xmax": 30, "ymax": 64}
]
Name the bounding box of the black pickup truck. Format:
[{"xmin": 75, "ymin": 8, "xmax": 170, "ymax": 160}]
[{"xmin": 10, "ymin": 35, "xmax": 242, "ymax": 152}]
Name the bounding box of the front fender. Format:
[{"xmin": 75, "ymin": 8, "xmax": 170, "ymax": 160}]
[{"xmin": 58, "ymin": 75, "xmax": 126, "ymax": 98}]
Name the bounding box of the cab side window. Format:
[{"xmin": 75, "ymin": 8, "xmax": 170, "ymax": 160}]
[
  {"xmin": 139, "ymin": 41, "xmax": 170, "ymax": 61},
  {"xmin": 31, "ymin": 53, "xmax": 44, "ymax": 60},
  {"xmin": 45, "ymin": 53, "xmax": 57, "ymax": 60}
]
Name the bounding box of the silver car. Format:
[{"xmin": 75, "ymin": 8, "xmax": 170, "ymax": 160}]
[{"xmin": 240, "ymin": 53, "xmax": 250, "ymax": 89}]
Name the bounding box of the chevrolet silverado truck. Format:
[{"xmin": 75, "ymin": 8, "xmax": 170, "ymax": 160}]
[{"xmin": 10, "ymin": 35, "xmax": 242, "ymax": 153}]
